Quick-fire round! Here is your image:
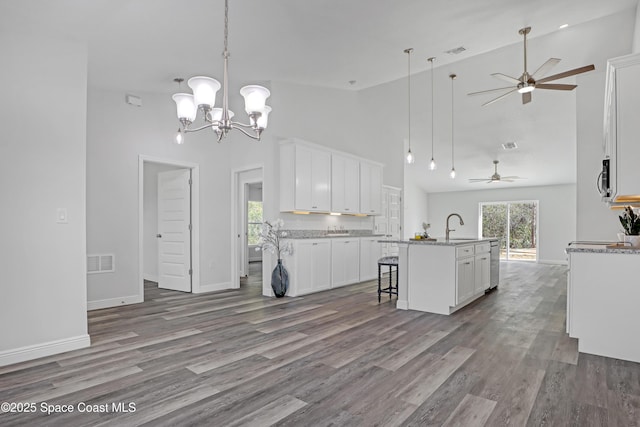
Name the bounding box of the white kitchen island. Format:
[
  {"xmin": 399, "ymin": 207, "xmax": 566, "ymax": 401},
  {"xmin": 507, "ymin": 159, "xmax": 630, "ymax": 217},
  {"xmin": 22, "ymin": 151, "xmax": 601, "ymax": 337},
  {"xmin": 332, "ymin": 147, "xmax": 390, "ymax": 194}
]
[
  {"xmin": 391, "ymin": 238, "xmax": 498, "ymax": 315},
  {"xmin": 566, "ymin": 244, "xmax": 640, "ymax": 363}
]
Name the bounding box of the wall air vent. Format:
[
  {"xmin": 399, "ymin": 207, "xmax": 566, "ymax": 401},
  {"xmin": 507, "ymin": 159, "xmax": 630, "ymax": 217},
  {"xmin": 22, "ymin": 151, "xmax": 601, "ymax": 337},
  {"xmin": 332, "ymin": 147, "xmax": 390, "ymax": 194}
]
[
  {"xmin": 445, "ymin": 46, "xmax": 466, "ymax": 55},
  {"xmin": 502, "ymin": 141, "xmax": 518, "ymax": 150},
  {"xmin": 87, "ymin": 254, "xmax": 115, "ymax": 274}
]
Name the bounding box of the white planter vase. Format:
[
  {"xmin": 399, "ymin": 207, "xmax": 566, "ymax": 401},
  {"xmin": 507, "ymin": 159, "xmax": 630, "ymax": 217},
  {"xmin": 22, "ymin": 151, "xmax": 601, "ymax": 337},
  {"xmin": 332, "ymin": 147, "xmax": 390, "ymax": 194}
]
[{"xmin": 624, "ymin": 235, "xmax": 640, "ymax": 247}]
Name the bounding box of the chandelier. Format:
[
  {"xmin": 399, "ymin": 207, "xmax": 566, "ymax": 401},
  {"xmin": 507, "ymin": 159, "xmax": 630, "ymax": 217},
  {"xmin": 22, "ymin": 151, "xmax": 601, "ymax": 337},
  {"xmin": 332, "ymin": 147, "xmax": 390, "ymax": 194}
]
[{"xmin": 172, "ymin": 0, "xmax": 272, "ymax": 143}]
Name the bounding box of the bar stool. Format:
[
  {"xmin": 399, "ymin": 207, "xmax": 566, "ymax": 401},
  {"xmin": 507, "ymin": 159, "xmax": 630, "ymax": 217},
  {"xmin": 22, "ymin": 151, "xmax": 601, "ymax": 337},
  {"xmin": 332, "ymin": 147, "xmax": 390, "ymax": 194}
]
[{"xmin": 377, "ymin": 256, "xmax": 399, "ymax": 303}]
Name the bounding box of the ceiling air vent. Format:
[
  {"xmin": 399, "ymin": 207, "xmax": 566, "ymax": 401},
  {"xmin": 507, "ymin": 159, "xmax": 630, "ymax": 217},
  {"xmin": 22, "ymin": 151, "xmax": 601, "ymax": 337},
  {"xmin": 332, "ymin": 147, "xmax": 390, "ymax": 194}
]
[
  {"xmin": 502, "ymin": 141, "xmax": 518, "ymax": 150},
  {"xmin": 445, "ymin": 46, "xmax": 466, "ymax": 55},
  {"xmin": 87, "ymin": 254, "xmax": 115, "ymax": 274}
]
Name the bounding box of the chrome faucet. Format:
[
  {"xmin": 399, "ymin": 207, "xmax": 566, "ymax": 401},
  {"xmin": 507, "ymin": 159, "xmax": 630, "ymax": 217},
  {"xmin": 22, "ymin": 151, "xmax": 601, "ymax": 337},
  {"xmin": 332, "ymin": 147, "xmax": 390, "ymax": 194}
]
[{"xmin": 446, "ymin": 213, "xmax": 464, "ymax": 241}]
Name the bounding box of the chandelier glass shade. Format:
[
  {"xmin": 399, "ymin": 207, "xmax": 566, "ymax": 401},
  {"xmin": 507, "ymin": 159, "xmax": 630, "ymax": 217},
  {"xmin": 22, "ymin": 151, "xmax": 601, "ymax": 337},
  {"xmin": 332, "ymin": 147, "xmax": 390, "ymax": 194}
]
[{"xmin": 172, "ymin": 0, "xmax": 271, "ymax": 143}]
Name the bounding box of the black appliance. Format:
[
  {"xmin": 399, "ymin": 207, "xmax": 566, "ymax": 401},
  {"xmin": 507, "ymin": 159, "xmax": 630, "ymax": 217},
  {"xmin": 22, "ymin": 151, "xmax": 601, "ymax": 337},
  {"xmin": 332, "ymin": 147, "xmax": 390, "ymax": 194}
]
[{"xmin": 598, "ymin": 158, "xmax": 611, "ymax": 198}]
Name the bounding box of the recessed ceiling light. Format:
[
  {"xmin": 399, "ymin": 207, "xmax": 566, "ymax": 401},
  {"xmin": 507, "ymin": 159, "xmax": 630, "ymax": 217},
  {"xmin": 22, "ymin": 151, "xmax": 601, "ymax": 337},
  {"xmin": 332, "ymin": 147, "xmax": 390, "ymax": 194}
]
[
  {"xmin": 502, "ymin": 141, "xmax": 518, "ymax": 150},
  {"xmin": 559, "ymin": 24, "xmax": 569, "ymax": 29}
]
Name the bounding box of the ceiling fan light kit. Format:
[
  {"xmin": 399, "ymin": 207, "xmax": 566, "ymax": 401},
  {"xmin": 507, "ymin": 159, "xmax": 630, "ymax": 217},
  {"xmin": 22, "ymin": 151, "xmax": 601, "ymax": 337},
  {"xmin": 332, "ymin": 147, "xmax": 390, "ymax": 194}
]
[
  {"xmin": 469, "ymin": 160, "xmax": 525, "ymax": 183},
  {"xmin": 468, "ymin": 26, "xmax": 595, "ymax": 106},
  {"xmin": 171, "ymin": 0, "xmax": 272, "ymax": 144}
]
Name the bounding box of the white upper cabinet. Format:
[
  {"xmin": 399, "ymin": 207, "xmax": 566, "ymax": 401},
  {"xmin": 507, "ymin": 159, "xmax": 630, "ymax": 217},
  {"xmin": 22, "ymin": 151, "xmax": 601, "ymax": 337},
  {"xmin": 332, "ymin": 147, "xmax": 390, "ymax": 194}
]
[
  {"xmin": 280, "ymin": 140, "xmax": 383, "ymax": 215},
  {"xmin": 331, "ymin": 154, "xmax": 360, "ymax": 214},
  {"xmin": 280, "ymin": 142, "xmax": 331, "ymax": 212},
  {"xmin": 604, "ymin": 53, "xmax": 640, "ymax": 203},
  {"xmin": 360, "ymin": 161, "xmax": 383, "ymax": 215}
]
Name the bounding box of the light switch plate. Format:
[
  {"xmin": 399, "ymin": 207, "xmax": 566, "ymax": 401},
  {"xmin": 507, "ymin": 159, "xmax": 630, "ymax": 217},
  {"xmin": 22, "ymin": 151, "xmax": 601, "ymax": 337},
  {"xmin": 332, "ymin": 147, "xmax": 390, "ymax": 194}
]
[{"xmin": 57, "ymin": 208, "xmax": 68, "ymax": 224}]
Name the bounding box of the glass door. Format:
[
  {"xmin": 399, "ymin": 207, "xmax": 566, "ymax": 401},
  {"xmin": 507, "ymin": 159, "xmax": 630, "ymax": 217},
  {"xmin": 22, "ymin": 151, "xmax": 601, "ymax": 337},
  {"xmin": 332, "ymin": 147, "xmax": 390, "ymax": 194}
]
[{"xmin": 481, "ymin": 201, "xmax": 538, "ymax": 261}]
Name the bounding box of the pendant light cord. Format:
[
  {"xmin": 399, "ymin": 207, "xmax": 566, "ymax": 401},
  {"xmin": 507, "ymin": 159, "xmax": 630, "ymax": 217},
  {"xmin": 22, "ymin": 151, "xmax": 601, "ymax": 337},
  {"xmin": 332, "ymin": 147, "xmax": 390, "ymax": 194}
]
[
  {"xmin": 430, "ymin": 58, "xmax": 435, "ymax": 161},
  {"xmin": 407, "ymin": 49, "xmax": 412, "ymax": 152},
  {"xmin": 450, "ymin": 74, "xmax": 456, "ymax": 169}
]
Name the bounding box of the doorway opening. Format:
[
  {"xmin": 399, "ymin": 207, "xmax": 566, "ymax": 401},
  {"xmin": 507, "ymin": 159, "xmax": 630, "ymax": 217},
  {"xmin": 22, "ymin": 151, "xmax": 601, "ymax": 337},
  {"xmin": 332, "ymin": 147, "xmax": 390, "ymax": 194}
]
[
  {"xmin": 231, "ymin": 166, "xmax": 264, "ymax": 291},
  {"xmin": 480, "ymin": 201, "xmax": 538, "ymax": 261},
  {"xmin": 139, "ymin": 156, "xmax": 200, "ymax": 301}
]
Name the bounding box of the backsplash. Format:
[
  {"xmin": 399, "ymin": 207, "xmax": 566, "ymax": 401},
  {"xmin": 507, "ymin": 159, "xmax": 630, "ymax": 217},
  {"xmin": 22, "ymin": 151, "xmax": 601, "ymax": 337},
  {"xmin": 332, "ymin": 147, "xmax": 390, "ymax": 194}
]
[{"xmin": 277, "ymin": 212, "xmax": 374, "ymax": 231}]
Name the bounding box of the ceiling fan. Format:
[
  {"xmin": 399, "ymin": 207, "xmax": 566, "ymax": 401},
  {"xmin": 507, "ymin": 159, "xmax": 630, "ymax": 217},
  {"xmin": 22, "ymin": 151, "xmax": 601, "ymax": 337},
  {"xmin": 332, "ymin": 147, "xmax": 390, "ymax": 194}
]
[
  {"xmin": 469, "ymin": 160, "xmax": 525, "ymax": 183},
  {"xmin": 468, "ymin": 27, "xmax": 595, "ymax": 106}
]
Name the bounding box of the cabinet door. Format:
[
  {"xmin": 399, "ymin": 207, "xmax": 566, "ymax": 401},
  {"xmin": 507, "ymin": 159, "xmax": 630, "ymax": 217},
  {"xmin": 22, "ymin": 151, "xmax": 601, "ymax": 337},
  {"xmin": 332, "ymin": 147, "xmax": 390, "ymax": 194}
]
[
  {"xmin": 311, "ymin": 240, "xmax": 332, "ymax": 291},
  {"xmin": 293, "ymin": 241, "xmax": 315, "ymax": 295},
  {"xmin": 310, "ymin": 150, "xmax": 332, "ymax": 211},
  {"xmin": 331, "ymin": 155, "xmax": 360, "ymax": 213},
  {"xmin": 474, "ymin": 254, "xmax": 490, "ymax": 294},
  {"xmin": 332, "ymin": 239, "xmax": 360, "ymax": 287},
  {"xmin": 294, "ymin": 146, "xmax": 331, "ymax": 211},
  {"xmin": 360, "ymin": 162, "xmax": 383, "ymax": 215},
  {"xmin": 615, "ymin": 64, "xmax": 640, "ymax": 199},
  {"xmin": 456, "ymin": 257, "xmax": 475, "ymax": 304}
]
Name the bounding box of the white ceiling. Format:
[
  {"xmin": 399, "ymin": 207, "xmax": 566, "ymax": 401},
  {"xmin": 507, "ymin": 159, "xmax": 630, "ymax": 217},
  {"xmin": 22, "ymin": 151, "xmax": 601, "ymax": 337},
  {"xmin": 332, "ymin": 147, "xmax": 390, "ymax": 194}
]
[{"xmin": 2, "ymin": 0, "xmax": 638, "ymax": 193}]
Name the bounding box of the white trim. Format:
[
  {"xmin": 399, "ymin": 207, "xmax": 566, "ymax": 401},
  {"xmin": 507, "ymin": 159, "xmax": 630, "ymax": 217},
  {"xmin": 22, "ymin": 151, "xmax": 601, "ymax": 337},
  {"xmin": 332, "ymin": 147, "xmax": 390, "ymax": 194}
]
[
  {"xmin": 138, "ymin": 155, "xmax": 201, "ymax": 300},
  {"xmin": 88, "ymin": 295, "xmax": 143, "ymax": 311},
  {"xmin": 537, "ymin": 259, "xmax": 569, "ymax": 266},
  {"xmin": 143, "ymin": 274, "xmax": 159, "ymax": 283},
  {"xmin": 194, "ymin": 281, "xmax": 233, "ymax": 294},
  {"xmin": 0, "ymin": 335, "xmax": 91, "ymax": 367}
]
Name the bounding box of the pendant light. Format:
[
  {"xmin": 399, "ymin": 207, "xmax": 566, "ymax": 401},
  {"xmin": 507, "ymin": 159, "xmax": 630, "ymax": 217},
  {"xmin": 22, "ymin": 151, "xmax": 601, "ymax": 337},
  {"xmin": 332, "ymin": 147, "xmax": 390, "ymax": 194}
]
[
  {"xmin": 449, "ymin": 74, "xmax": 457, "ymax": 179},
  {"xmin": 405, "ymin": 48, "xmax": 415, "ymax": 164},
  {"xmin": 428, "ymin": 57, "xmax": 437, "ymax": 171}
]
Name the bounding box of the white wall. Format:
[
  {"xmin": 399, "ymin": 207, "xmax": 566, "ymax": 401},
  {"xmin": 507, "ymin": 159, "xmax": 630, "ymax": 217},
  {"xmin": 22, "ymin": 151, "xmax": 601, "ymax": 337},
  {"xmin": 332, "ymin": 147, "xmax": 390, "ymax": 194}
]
[
  {"xmin": 427, "ymin": 184, "xmax": 576, "ymax": 263},
  {"xmin": 576, "ymin": 17, "xmax": 634, "ymax": 240},
  {"xmin": 0, "ymin": 32, "xmax": 89, "ymax": 365},
  {"xmin": 143, "ymin": 162, "xmax": 182, "ymax": 282},
  {"xmin": 403, "ymin": 159, "xmax": 430, "ymax": 239},
  {"xmin": 633, "ymin": 4, "xmax": 640, "ymax": 53}
]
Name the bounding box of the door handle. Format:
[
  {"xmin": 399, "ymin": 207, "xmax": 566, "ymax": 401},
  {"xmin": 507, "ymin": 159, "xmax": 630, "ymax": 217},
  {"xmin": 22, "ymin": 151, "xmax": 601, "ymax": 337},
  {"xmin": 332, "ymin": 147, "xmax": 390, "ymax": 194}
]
[{"xmin": 156, "ymin": 234, "xmax": 162, "ymax": 238}]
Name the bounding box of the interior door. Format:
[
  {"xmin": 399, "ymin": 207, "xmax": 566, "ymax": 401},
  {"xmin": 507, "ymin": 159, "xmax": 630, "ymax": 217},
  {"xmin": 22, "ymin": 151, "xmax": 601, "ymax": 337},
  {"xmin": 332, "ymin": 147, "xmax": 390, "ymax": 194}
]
[{"xmin": 158, "ymin": 169, "xmax": 192, "ymax": 292}]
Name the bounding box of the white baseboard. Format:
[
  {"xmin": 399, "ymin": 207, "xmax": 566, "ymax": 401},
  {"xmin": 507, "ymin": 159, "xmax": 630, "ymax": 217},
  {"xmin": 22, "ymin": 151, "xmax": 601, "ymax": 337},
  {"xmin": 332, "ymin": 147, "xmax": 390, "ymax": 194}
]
[
  {"xmin": 396, "ymin": 300, "xmax": 409, "ymax": 310},
  {"xmin": 144, "ymin": 274, "xmax": 159, "ymax": 283},
  {"xmin": 0, "ymin": 334, "xmax": 91, "ymax": 367},
  {"xmin": 194, "ymin": 281, "xmax": 233, "ymax": 294},
  {"xmin": 87, "ymin": 295, "xmax": 143, "ymax": 311},
  {"xmin": 537, "ymin": 259, "xmax": 569, "ymax": 266}
]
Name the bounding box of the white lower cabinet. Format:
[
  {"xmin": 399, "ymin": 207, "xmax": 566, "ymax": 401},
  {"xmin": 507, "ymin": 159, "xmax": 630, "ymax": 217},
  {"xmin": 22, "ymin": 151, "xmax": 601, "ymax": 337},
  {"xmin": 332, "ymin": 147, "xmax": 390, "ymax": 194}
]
[
  {"xmin": 359, "ymin": 237, "xmax": 383, "ymax": 281},
  {"xmin": 456, "ymin": 256, "xmax": 475, "ymax": 304},
  {"xmin": 474, "ymin": 251, "xmax": 491, "ymax": 294},
  {"xmin": 286, "ymin": 239, "xmax": 331, "ymax": 296},
  {"xmin": 331, "ymin": 238, "xmax": 360, "ymax": 288}
]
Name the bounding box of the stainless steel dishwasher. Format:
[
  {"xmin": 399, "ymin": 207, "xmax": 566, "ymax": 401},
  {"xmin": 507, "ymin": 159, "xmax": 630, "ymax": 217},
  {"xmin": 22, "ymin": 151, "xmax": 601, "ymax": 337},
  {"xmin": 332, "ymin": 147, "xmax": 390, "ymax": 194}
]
[{"xmin": 489, "ymin": 240, "xmax": 500, "ymax": 290}]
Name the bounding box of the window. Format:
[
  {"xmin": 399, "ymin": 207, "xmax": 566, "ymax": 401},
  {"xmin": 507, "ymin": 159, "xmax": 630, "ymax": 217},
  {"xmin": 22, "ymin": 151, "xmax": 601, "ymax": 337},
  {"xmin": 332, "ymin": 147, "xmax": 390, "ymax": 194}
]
[
  {"xmin": 480, "ymin": 201, "xmax": 538, "ymax": 261},
  {"xmin": 247, "ymin": 201, "xmax": 263, "ymax": 246}
]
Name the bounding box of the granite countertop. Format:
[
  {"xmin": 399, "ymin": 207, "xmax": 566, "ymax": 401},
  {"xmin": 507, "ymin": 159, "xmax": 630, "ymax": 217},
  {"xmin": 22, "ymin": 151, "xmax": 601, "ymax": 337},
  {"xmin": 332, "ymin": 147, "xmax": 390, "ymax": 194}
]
[
  {"xmin": 566, "ymin": 243, "xmax": 640, "ymax": 254},
  {"xmin": 384, "ymin": 237, "xmax": 499, "ymax": 246},
  {"xmin": 284, "ymin": 230, "xmax": 385, "ymax": 239}
]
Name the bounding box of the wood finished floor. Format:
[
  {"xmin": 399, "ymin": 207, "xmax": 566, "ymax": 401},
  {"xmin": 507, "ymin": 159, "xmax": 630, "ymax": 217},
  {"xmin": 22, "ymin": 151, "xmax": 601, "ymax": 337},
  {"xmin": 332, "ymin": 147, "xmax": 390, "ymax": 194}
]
[{"xmin": 2, "ymin": 262, "xmax": 640, "ymax": 426}]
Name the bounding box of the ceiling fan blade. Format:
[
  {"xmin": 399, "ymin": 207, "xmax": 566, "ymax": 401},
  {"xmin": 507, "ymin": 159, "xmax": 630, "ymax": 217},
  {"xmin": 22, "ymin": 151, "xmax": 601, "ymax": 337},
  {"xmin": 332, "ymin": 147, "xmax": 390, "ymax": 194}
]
[
  {"xmin": 500, "ymin": 176, "xmax": 523, "ymax": 180},
  {"xmin": 531, "ymin": 58, "xmax": 561, "ymax": 80},
  {"xmin": 536, "ymin": 64, "xmax": 595, "ymax": 83},
  {"xmin": 535, "ymin": 83, "xmax": 577, "ymax": 91},
  {"xmin": 482, "ymin": 88, "xmax": 518, "ymax": 106},
  {"xmin": 491, "ymin": 73, "xmax": 521, "ymax": 84},
  {"xmin": 501, "ymin": 179, "xmax": 516, "ymax": 182},
  {"xmin": 468, "ymin": 86, "xmax": 515, "ymax": 96},
  {"xmin": 469, "ymin": 178, "xmax": 491, "ymax": 183},
  {"xmin": 522, "ymin": 91, "xmax": 532, "ymax": 104}
]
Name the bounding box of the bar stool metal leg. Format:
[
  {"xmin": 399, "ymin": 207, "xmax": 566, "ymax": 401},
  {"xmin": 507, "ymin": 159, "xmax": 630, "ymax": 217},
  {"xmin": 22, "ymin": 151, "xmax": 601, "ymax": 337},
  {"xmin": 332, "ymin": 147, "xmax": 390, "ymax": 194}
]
[{"xmin": 378, "ymin": 263, "xmax": 382, "ymax": 303}]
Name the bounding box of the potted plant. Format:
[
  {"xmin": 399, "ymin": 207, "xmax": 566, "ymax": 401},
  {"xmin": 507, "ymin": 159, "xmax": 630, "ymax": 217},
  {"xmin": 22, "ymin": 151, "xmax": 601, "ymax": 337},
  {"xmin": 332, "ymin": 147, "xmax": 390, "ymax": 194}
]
[
  {"xmin": 257, "ymin": 219, "xmax": 293, "ymax": 297},
  {"xmin": 619, "ymin": 206, "xmax": 640, "ymax": 247}
]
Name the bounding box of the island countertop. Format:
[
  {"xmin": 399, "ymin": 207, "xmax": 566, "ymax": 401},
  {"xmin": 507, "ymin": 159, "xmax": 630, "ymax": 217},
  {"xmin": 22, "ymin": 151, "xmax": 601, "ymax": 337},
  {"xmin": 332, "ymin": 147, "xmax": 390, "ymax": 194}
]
[
  {"xmin": 384, "ymin": 237, "xmax": 499, "ymax": 246},
  {"xmin": 565, "ymin": 243, "xmax": 640, "ymax": 254}
]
